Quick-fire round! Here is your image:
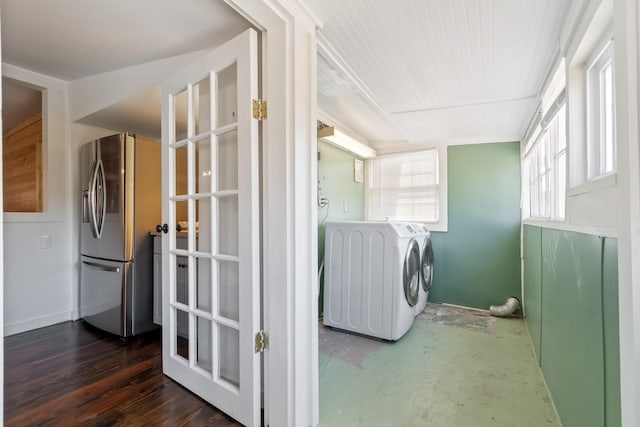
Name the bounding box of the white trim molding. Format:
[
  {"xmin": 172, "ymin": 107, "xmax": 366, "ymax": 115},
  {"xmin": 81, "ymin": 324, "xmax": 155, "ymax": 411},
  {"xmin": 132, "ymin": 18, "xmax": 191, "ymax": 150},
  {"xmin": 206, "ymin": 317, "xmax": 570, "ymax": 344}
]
[{"xmin": 225, "ymin": 1, "xmax": 319, "ymax": 426}]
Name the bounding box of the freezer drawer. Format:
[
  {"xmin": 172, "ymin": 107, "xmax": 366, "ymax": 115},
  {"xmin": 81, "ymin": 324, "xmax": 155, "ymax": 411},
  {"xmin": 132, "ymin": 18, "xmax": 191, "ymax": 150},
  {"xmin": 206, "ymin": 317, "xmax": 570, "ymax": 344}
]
[{"xmin": 80, "ymin": 256, "xmax": 132, "ymax": 337}]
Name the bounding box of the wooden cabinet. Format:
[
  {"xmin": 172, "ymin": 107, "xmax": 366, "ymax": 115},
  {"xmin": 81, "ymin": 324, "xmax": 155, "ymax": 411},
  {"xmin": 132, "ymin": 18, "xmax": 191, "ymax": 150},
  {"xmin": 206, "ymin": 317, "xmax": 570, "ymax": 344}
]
[{"xmin": 3, "ymin": 113, "xmax": 43, "ymax": 212}]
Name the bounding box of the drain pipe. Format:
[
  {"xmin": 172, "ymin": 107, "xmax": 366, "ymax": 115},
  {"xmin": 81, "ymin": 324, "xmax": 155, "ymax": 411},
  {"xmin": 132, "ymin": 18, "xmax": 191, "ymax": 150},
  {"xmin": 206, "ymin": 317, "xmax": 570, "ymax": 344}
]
[{"xmin": 489, "ymin": 297, "xmax": 520, "ymax": 317}]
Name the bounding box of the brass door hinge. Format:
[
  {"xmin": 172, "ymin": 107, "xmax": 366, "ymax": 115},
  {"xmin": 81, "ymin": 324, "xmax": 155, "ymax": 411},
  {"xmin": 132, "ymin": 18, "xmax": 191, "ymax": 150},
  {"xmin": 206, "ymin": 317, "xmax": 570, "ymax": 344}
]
[
  {"xmin": 252, "ymin": 99, "xmax": 267, "ymax": 120},
  {"xmin": 255, "ymin": 330, "xmax": 269, "ymax": 353}
]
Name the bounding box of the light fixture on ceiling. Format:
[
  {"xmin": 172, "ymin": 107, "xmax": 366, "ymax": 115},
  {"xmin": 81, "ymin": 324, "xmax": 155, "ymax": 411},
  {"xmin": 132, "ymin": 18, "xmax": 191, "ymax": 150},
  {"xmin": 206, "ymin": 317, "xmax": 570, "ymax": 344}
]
[{"xmin": 317, "ymin": 121, "xmax": 376, "ymax": 159}]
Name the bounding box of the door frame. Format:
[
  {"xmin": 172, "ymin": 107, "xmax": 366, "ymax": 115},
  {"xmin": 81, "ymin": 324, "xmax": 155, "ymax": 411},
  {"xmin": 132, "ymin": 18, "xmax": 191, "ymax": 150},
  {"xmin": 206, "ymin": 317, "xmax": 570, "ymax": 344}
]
[{"xmin": 222, "ymin": 1, "xmax": 319, "ymax": 426}]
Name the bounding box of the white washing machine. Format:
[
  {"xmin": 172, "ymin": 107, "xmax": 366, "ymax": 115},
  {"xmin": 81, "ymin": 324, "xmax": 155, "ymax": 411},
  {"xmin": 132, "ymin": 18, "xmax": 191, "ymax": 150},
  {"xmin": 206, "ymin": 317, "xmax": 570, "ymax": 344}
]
[
  {"xmin": 411, "ymin": 224, "xmax": 434, "ymax": 316},
  {"xmin": 323, "ymin": 221, "xmax": 420, "ymax": 341}
]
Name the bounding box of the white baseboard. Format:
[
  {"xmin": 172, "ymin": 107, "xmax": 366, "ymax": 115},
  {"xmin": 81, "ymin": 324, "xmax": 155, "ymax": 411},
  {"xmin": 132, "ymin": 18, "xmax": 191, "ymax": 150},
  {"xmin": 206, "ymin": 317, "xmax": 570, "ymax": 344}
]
[{"xmin": 4, "ymin": 311, "xmax": 73, "ymax": 337}]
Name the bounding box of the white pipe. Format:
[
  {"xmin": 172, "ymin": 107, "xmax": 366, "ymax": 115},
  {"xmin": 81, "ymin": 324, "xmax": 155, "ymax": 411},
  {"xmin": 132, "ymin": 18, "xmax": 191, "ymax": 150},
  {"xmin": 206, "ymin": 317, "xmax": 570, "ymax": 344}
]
[{"xmin": 489, "ymin": 297, "xmax": 520, "ymax": 317}]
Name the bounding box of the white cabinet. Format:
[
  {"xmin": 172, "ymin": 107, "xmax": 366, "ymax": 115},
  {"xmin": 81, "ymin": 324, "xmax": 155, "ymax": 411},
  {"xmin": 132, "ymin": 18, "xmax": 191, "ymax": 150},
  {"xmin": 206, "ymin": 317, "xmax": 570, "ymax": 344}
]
[
  {"xmin": 152, "ymin": 234, "xmax": 189, "ymax": 333},
  {"xmin": 153, "ymin": 252, "xmax": 163, "ymax": 325}
]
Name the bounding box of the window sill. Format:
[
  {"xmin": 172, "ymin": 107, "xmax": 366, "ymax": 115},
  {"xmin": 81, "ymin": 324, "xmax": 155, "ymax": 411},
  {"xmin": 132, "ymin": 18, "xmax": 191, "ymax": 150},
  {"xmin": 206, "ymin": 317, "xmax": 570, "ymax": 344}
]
[
  {"xmin": 522, "ymin": 219, "xmax": 617, "ymax": 238},
  {"xmin": 568, "ymin": 172, "xmax": 616, "ymax": 197},
  {"xmin": 3, "ymin": 212, "xmax": 64, "ymax": 223}
]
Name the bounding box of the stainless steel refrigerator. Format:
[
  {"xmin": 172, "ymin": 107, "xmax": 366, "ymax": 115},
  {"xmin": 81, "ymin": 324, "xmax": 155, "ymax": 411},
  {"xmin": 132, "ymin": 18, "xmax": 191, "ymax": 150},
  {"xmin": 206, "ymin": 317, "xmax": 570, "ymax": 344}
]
[{"xmin": 80, "ymin": 133, "xmax": 161, "ymax": 337}]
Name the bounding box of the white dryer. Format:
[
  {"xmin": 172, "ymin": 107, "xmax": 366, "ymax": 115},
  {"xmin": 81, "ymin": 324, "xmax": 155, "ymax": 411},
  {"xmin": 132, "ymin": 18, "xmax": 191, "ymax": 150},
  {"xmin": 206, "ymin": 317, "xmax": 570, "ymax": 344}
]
[
  {"xmin": 412, "ymin": 223, "xmax": 434, "ymax": 316},
  {"xmin": 323, "ymin": 221, "xmax": 420, "ymax": 341}
]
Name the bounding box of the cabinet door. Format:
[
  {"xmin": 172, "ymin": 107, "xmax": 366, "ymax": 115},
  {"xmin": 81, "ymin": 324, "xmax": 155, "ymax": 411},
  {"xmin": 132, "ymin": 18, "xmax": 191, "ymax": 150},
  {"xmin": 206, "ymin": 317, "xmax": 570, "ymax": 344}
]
[{"xmin": 153, "ymin": 253, "xmax": 163, "ymax": 325}]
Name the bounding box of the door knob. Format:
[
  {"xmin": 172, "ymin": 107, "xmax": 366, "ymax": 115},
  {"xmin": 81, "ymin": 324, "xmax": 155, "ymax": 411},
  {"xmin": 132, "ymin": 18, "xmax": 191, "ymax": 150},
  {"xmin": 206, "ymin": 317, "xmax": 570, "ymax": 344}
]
[{"xmin": 156, "ymin": 224, "xmax": 169, "ymax": 234}]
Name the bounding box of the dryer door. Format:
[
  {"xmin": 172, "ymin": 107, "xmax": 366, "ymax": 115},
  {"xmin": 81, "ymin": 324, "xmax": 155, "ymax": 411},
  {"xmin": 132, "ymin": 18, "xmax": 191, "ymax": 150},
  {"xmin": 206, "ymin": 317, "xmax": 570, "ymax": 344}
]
[
  {"xmin": 403, "ymin": 238, "xmax": 421, "ymax": 307},
  {"xmin": 421, "ymin": 237, "xmax": 434, "ymax": 291}
]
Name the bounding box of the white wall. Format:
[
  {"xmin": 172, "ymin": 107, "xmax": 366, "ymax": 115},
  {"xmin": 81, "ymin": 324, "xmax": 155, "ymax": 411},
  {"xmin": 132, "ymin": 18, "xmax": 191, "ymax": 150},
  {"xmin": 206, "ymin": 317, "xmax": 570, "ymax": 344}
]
[
  {"xmin": 2, "ymin": 52, "xmax": 183, "ymax": 336},
  {"xmin": 614, "ymin": 0, "xmax": 640, "ymax": 424},
  {"xmin": 2, "ymin": 64, "xmax": 73, "ymax": 335},
  {"xmin": 525, "ymin": 0, "xmax": 640, "ymax": 424},
  {"xmin": 1, "ymin": 51, "xmax": 210, "ymax": 333}
]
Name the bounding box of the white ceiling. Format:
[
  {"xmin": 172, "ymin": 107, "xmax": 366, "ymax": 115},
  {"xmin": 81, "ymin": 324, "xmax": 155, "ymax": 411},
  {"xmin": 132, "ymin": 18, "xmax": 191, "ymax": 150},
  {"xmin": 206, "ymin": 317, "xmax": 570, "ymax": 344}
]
[
  {"xmin": 2, "ymin": 0, "xmax": 570, "ymax": 150},
  {"xmin": 1, "ymin": 0, "xmax": 251, "ymax": 138},
  {"xmin": 305, "ymin": 0, "xmax": 571, "ymax": 148},
  {"xmin": 1, "ymin": 0, "xmax": 250, "ymax": 81}
]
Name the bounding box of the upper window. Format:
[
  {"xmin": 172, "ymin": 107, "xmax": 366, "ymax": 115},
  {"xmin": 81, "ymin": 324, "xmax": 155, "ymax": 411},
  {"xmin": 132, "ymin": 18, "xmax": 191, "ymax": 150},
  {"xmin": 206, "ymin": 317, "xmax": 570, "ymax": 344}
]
[
  {"xmin": 586, "ymin": 40, "xmax": 616, "ymax": 179},
  {"xmin": 522, "ymin": 60, "xmax": 566, "ymax": 220},
  {"xmin": 367, "ymin": 148, "xmax": 447, "ymax": 228},
  {"xmin": 524, "ymin": 104, "xmax": 567, "ymax": 220}
]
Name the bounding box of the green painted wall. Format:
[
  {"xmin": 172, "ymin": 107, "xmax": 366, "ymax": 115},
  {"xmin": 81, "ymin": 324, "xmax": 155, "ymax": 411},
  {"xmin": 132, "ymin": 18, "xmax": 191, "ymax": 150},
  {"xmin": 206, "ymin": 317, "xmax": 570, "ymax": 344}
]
[
  {"xmin": 428, "ymin": 142, "xmax": 522, "ymax": 310},
  {"xmin": 541, "ymin": 229, "xmax": 604, "ymax": 427},
  {"xmin": 602, "ymin": 238, "xmax": 621, "ymax": 427},
  {"xmin": 523, "ymin": 226, "xmax": 620, "ymax": 427},
  {"xmin": 523, "ymin": 225, "xmax": 543, "ymax": 360},
  {"xmin": 317, "ymin": 141, "xmax": 365, "ymax": 315}
]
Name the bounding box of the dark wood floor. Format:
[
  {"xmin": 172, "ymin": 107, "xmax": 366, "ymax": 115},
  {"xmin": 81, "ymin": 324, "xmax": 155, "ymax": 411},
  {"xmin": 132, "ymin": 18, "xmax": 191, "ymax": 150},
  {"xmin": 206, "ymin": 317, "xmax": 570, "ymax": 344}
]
[{"xmin": 4, "ymin": 321, "xmax": 242, "ymax": 426}]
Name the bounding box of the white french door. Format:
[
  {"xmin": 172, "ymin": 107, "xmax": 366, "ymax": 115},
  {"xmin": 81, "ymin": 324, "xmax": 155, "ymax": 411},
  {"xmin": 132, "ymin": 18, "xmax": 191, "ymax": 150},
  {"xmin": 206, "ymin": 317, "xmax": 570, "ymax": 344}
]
[{"xmin": 160, "ymin": 28, "xmax": 260, "ymax": 427}]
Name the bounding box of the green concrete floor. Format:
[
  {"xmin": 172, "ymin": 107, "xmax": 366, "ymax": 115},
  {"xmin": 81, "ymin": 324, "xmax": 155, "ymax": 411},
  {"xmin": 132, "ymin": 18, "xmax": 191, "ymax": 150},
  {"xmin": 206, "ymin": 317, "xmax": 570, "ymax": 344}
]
[{"xmin": 319, "ymin": 303, "xmax": 559, "ymax": 426}]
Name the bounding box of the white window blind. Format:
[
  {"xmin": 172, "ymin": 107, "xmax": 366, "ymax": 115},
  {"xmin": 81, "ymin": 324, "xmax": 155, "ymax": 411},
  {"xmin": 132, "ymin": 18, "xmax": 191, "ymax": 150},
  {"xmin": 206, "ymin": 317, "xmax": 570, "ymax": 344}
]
[{"xmin": 368, "ymin": 149, "xmax": 439, "ymax": 222}]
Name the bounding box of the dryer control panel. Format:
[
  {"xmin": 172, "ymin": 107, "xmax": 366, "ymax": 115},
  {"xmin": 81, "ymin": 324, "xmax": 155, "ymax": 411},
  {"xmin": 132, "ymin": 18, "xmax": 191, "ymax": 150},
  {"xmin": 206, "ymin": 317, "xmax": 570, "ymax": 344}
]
[{"xmin": 389, "ymin": 221, "xmax": 418, "ymax": 237}]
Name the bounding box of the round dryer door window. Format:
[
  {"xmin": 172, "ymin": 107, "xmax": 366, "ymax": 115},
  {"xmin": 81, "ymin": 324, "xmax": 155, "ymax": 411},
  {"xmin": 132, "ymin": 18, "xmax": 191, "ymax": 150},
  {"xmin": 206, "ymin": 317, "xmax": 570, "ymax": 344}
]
[
  {"xmin": 421, "ymin": 237, "xmax": 434, "ymax": 291},
  {"xmin": 403, "ymin": 238, "xmax": 421, "ymax": 307}
]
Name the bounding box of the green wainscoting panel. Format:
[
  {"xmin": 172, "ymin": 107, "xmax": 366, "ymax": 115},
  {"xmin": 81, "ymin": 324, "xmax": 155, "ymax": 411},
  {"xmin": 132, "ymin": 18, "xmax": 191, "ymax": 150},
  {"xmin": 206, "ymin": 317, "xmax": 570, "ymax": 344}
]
[
  {"xmin": 523, "ymin": 225, "xmax": 543, "ymax": 363},
  {"xmin": 602, "ymin": 237, "xmax": 621, "ymax": 427},
  {"xmin": 428, "ymin": 142, "xmax": 521, "ymax": 310},
  {"xmin": 317, "ymin": 141, "xmax": 365, "ymax": 316},
  {"xmin": 540, "ymin": 229, "xmax": 604, "ymax": 427},
  {"xmin": 429, "ymin": 231, "xmax": 446, "ymax": 294}
]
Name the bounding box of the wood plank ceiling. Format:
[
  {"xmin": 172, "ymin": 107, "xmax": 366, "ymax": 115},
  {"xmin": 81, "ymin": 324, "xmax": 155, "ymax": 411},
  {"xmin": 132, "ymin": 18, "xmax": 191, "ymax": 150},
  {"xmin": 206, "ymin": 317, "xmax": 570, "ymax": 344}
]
[{"xmin": 305, "ymin": 0, "xmax": 571, "ymax": 149}]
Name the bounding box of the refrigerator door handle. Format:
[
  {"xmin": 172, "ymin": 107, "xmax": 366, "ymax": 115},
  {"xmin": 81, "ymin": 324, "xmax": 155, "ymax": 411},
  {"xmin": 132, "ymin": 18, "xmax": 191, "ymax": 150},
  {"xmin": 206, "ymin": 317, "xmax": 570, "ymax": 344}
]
[
  {"xmin": 82, "ymin": 260, "xmax": 121, "ymax": 273},
  {"xmin": 88, "ymin": 160, "xmax": 106, "ymax": 239},
  {"xmin": 82, "ymin": 190, "xmax": 90, "ymax": 223},
  {"xmin": 87, "ymin": 160, "xmax": 98, "ymax": 237}
]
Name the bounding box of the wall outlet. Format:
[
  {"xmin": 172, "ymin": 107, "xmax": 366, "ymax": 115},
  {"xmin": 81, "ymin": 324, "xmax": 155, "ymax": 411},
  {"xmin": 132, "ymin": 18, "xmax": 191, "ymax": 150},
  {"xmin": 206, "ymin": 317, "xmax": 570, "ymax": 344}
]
[
  {"xmin": 40, "ymin": 235, "xmax": 51, "ymax": 249},
  {"xmin": 343, "ymin": 202, "xmax": 348, "ymax": 213}
]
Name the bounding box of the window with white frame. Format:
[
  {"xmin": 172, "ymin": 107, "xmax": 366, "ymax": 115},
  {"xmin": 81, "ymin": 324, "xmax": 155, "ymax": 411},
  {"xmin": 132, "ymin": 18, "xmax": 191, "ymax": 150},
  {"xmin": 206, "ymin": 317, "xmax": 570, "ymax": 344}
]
[
  {"xmin": 523, "ymin": 60, "xmax": 566, "ymax": 220},
  {"xmin": 367, "ymin": 148, "xmax": 443, "ymax": 225},
  {"xmin": 587, "ymin": 40, "xmax": 615, "ymax": 179}
]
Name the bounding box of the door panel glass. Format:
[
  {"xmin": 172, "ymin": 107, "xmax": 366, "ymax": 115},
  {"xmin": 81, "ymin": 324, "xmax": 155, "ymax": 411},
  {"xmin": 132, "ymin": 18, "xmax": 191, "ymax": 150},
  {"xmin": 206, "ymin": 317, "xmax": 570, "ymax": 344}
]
[
  {"xmin": 176, "ymin": 256, "xmax": 189, "ymax": 305},
  {"xmin": 195, "ymin": 137, "xmax": 212, "ymax": 194},
  {"xmin": 218, "ymin": 196, "xmax": 239, "ymax": 256},
  {"xmin": 174, "ymin": 144, "xmax": 189, "ymax": 197},
  {"xmin": 218, "ymin": 325, "xmax": 240, "ymax": 388},
  {"xmin": 174, "ymin": 88, "xmax": 189, "ymax": 141},
  {"xmin": 196, "ymin": 257, "xmax": 212, "ymax": 312},
  {"xmin": 176, "ymin": 308, "xmax": 189, "ymax": 361},
  {"xmin": 217, "ymin": 131, "xmax": 238, "ymax": 191},
  {"xmin": 216, "ymin": 63, "xmax": 237, "ymax": 128},
  {"xmin": 174, "ymin": 200, "xmax": 188, "ymax": 234},
  {"xmin": 196, "ymin": 317, "xmax": 213, "ymax": 374},
  {"xmin": 196, "ymin": 198, "xmax": 212, "ymax": 253},
  {"xmin": 192, "ymin": 78, "xmax": 212, "ymax": 136},
  {"xmin": 218, "ymin": 260, "xmax": 239, "ymax": 322}
]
